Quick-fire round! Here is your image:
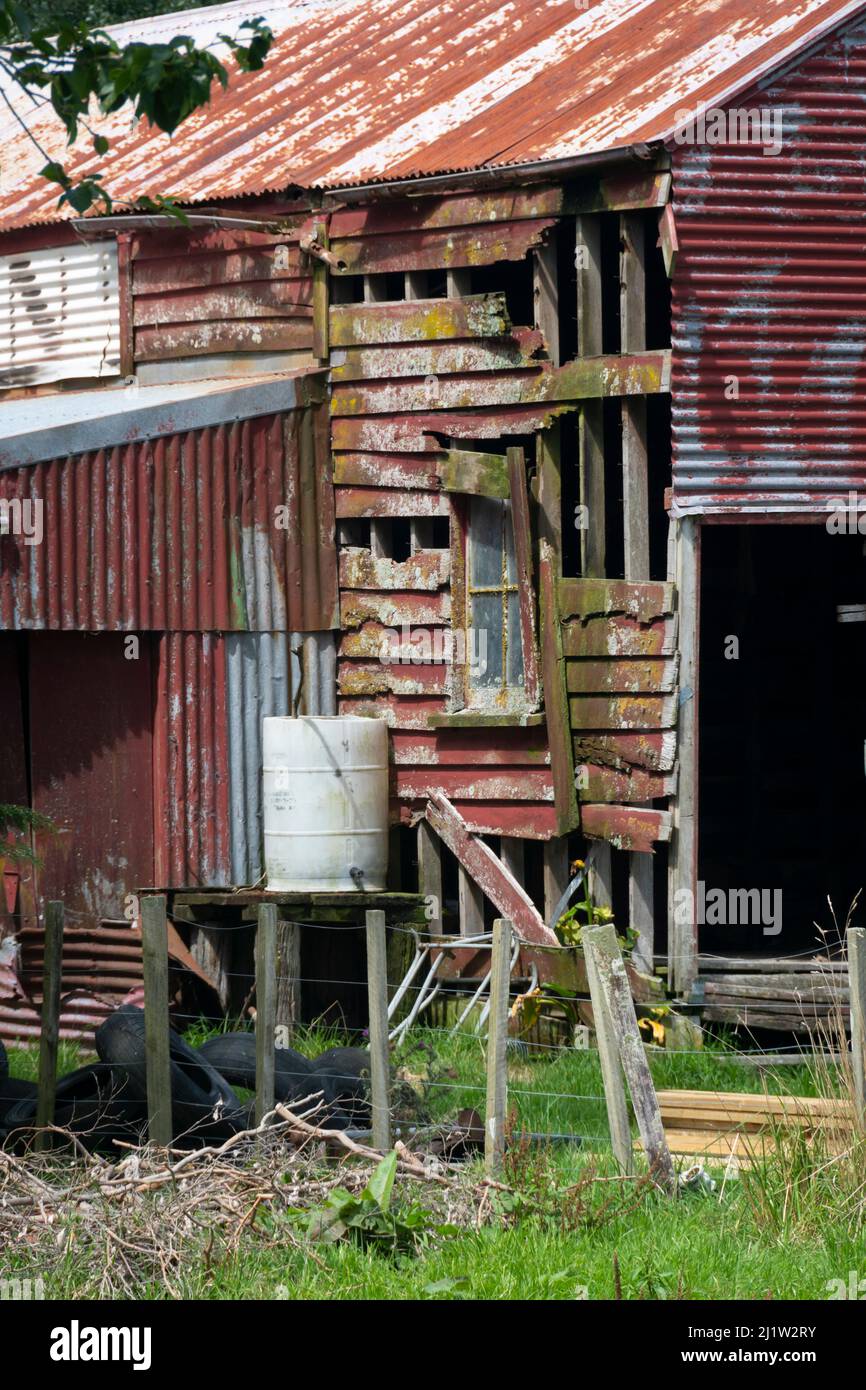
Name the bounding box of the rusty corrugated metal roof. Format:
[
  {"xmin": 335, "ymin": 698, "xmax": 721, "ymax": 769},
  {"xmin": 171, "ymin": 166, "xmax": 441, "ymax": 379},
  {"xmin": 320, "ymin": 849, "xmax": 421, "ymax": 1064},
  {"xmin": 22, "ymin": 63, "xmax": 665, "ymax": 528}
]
[{"xmin": 2, "ymin": 0, "xmax": 865, "ymax": 231}]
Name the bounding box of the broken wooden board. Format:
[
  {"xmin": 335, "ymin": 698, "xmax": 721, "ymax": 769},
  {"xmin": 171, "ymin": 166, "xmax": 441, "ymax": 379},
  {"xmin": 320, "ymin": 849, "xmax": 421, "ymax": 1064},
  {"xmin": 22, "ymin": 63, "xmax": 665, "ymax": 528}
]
[
  {"xmin": 581, "ymin": 804, "xmax": 672, "ymax": 852},
  {"xmin": 331, "ymin": 220, "xmax": 557, "ymax": 276},
  {"xmin": 339, "ymin": 548, "xmax": 449, "ymax": 591},
  {"xmin": 569, "ymin": 694, "xmax": 677, "ymax": 730},
  {"xmin": 559, "ymin": 577, "xmax": 675, "ymax": 624},
  {"xmin": 562, "ymin": 612, "xmax": 678, "ymax": 658},
  {"xmin": 425, "ymin": 791, "xmax": 558, "ymax": 946},
  {"xmin": 438, "ymin": 449, "xmax": 510, "ymax": 498},
  {"xmin": 566, "ymin": 657, "xmax": 679, "ymax": 694},
  {"xmin": 573, "ymin": 730, "xmax": 677, "ymax": 773},
  {"xmin": 576, "ymin": 763, "xmax": 676, "ymax": 803},
  {"xmin": 329, "ymin": 293, "xmax": 509, "ymax": 346},
  {"xmin": 335, "ymin": 486, "xmax": 450, "ymax": 518},
  {"xmin": 330, "ymin": 330, "xmax": 545, "ymax": 381},
  {"xmin": 333, "ymin": 452, "xmax": 443, "ymax": 490},
  {"xmin": 330, "ymin": 351, "xmax": 672, "ymax": 415}
]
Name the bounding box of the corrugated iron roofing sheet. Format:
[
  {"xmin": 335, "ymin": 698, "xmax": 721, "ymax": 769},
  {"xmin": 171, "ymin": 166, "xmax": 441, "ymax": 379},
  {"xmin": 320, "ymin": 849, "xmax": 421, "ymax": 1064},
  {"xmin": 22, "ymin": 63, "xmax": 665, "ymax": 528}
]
[{"xmin": 1, "ymin": 0, "xmax": 865, "ymax": 231}]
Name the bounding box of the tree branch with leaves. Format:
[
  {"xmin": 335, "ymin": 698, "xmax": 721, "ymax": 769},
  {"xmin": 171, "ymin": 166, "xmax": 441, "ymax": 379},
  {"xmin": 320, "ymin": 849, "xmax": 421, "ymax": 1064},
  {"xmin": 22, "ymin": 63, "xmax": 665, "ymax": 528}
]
[{"xmin": 0, "ymin": 1, "xmax": 273, "ymax": 213}]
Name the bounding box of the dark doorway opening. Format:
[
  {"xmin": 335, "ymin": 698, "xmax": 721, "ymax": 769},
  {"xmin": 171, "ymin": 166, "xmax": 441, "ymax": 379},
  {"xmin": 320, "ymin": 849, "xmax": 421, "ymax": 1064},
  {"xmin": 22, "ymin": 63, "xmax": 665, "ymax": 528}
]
[{"xmin": 699, "ymin": 523, "xmax": 866, "ymax": 955}]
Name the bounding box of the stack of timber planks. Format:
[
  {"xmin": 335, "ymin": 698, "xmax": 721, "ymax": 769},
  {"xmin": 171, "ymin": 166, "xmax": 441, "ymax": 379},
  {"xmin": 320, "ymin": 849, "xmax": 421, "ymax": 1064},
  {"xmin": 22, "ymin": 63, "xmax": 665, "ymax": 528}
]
[
  {"xmin": 649, "ymin": 1088, "xmax": 853, "ymax": 1164},
  {"xmin": 697, "ymin": 955, "xmax": 849, "ymax": 1034}
]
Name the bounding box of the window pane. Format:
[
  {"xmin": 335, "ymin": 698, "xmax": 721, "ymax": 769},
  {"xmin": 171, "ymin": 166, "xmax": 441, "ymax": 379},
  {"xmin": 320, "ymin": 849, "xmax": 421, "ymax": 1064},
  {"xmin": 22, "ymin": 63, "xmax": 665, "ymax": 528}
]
[
  {"xmin": 469, "ymin": 496, "xmax": 504, "ymax": 587},
  {"xmin": 469, "ymin": 593, "xmax": 502, "ymax": 687},
  {"xmin": 506, "ymin": 593, "xmax": 525, "ymax": 688}
]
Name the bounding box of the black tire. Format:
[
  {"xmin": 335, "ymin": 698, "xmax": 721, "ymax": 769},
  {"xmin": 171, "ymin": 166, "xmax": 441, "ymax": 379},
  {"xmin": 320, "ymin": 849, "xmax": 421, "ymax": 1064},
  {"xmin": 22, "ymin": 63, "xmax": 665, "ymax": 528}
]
[
  {"xmin": 310, "ymin": 1047, "xmax": 371, "ymax": 1124},
  {"xmin": 197, "ymin": 1032, "xmax": 316, "ymax": 1103},
  {"xmin": 0, "ymin": 1076, "xmax": 37, "ymax": 1126},
  {"xmin": 95, "ymin": 1004, "xmax": 244, "ymax": 1142},
  {"xmin": 0, "ymin": 1063, "xmax": 148, "ymax": 1152}
]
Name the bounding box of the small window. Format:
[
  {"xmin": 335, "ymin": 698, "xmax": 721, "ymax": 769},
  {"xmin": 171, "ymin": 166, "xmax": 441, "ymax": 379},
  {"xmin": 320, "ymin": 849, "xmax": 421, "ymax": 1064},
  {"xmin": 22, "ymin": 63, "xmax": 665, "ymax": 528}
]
[
  {"xmin": 466, "ymin": 495, "xmax": 525, "ymax": 708},
  {"xmin": 0, "ymin": 240, "xmax": 120, "ymax": 388}
]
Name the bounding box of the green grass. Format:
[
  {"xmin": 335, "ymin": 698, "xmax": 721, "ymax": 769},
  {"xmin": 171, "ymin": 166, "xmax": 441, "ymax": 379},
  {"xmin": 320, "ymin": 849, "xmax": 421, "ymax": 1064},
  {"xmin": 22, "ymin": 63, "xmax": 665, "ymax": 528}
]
[{"xmin": 2, "ymin": 1025, "xmax": 858, "ymax": 1300}]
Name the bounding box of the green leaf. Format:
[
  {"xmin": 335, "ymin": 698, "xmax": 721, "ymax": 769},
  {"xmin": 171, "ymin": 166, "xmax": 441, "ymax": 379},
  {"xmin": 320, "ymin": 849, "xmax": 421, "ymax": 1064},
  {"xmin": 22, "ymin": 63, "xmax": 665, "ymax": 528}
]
[
  {"xmin": 422, "ymin": 1276, "xmax": 469, "ymax": 1297},
  {"xmin": 363, "ymin": 1150, "xmax": 397, "ymax": 1212},
  {"xmin": 39, "ymin": 162, "xmax": 68, "ymax": 186},
  {"xmin": 92, "ymin": 134, "xmax": 109, "ymax": 155}
]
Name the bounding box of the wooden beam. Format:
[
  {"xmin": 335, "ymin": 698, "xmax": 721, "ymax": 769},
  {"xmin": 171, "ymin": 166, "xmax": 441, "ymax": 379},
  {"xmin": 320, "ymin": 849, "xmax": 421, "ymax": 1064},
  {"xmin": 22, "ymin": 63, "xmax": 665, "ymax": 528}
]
[
  {"xmin": 668, "ymin": 516, "xmax": 699, "ymax": 996},
  {"xmin": 141, "ymin": 894, "xmax": 172, "ymax": 1147},
  {"xmin": 500, "ymin": 837, "xmax": 525, "ymax": 887},
  {"xmin": 366, "ymin": 909, "xmax": 391, "ymax": 1151},
  {"xmin": 586, "ymin": 922, "xmax": 675, "ymax": 1193},
  {"xmin": 583, "ymin": 923, "xmax": 633, "ymax": 1174},
  {"xmin": 533, "ymin": 230, "xmax": 559, "ymax": 366},
  {"xmin": 426, "ymin": 792, "xmax": 558, "ymax": 945},
  {"xmin": 508, "ymin": 446, "xmax": 541, "ymax": 710},
  {"xmin": 485, "ymin": 917, "xmax": 512, "ymax": 1175},
  {"xmin": 543, "ymin": 839, "xmax": 570, "ymax": 927},
  {"xmin": 255, "ymin": 902, "xmax": 277, "ymax": 1124},
  {"xmin": 539, "ymin": 542, "xmax": 579, "ymax": 835},
  {"xmin": 657, "ymin": 203, "xmax": 678, "ymax": 279},
  {"xmin": 576, "ymin": 214, "xmax": 604, "ymax": 576},
  {"xmin": 417, "ymin": 819, "xmax": 443, "ymax": 933},
  {"xmin": 458, "ymin": 865, "xmax": 485, "ymax": 937}
]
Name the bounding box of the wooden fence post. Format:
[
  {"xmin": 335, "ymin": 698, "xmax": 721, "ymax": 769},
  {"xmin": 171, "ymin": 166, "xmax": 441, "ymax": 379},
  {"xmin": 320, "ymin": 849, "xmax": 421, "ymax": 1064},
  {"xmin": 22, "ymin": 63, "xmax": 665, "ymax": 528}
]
[
  {"xmin": 849, "ymin": 927, "xmax": 866, "ymax": 1129},
  {"xmin": 275, "ymin": 918, "xmax": 301, "ymax": 1039},
  {"xmin": 585, "ymin": 922, "xmax": 676, "ymax": 1193},
  {"xmin": 583, "ymin": 925, "xmax": 633, "ymax": 1176},
  {"xmin": 255, "ymin": 902, "xmax": 278, "ymax": 1125},
  {"xmin": 141, "ymin": 894, "xmax": 172, "ymax": 1147},
  {"xmin": 35, "ymin": 900, "xmax": 64, "ymax": 1149},
  {"xmin": 366, "ymin": 909, "xmax": 391, "ymax": 1150},
  {"xmin": 485, "ymin": 917, "xmax": 512, "ymax": 1174}
]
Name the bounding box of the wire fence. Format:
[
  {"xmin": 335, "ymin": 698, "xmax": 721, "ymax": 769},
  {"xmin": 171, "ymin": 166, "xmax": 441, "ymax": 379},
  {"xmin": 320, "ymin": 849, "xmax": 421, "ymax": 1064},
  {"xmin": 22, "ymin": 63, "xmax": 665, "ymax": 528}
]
[{"xmin": 2, "ymin": 896, "xmax": 861, "ymax": 1181}]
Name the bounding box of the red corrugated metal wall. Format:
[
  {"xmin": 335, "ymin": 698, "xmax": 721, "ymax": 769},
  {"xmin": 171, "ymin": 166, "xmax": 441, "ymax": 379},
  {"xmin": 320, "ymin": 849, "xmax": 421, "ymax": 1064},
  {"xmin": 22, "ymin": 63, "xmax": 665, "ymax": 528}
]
[
  {"xmin": 0, "ymin": 405, "xmax": 337, "ymax": 632},
  {"xmin": 671, "ymin": 15, "xmax": 866, "ymax": 514}
]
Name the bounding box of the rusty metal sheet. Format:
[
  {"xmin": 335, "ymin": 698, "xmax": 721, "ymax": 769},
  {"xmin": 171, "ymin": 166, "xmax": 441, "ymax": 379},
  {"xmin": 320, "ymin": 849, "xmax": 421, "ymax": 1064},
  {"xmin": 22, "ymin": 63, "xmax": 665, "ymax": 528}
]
[
  {"xmin": 28, "ymin": 633, "xmax": 155, "ymax": 919},
  {"xmin": 154, "ymin": 632, "xmax": 231, "ymax": 888},
  {"xmin": 2, "ymin": 1, "xmax": 864, "ymax": 229},
  {"xmin": 671, "ymin": 14, "xmax": 866, "ymax": 514},
  {"xmin": 0, "ymin": 402, "xmax": 338, "ymax": 633}
]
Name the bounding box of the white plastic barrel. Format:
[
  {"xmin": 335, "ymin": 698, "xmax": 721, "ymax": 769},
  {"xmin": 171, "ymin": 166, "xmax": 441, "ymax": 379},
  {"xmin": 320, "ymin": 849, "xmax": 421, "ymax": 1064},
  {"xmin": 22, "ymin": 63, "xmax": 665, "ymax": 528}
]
[{"xmin": 262, "ymin": 716, "xmax": 389, "ymax": 892}]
